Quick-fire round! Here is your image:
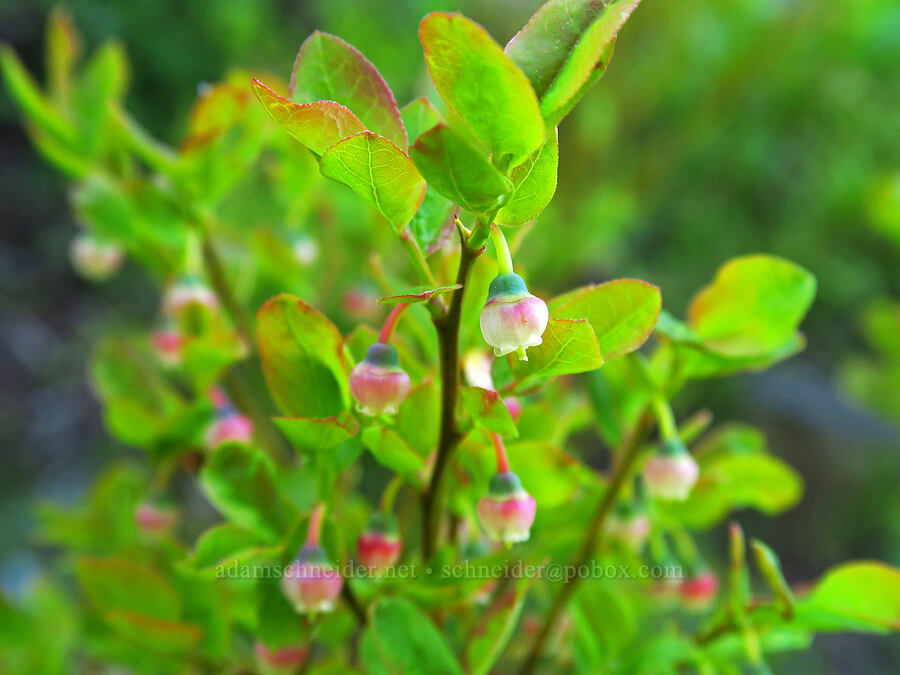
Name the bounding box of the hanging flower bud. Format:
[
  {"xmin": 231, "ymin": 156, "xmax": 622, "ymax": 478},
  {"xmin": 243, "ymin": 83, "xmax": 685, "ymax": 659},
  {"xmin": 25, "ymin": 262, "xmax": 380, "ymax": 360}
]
[
  {"xmin": 205, "ymin": 410, "xmax": 254, "ymax": 449},
  {"xmin": 281, "ymin": 545, "xmax": 343, "ymax": 615},
  {"xmin": 606, "ymin": 502, "xmax": 651, "ymax": 551},
  {"xmin": 477, "ymin": 471, "xmax": 536, "ymax": 545},
  {"xmin": 643, "ymin": 439, "xmax": 699, "ymax": 501},
  {"xmin": 292, "ymin": 235, "xmax": 319, "ymax": 266},
  {"xmin": 151, "ymin": 327, "xmax": 183, "ymax": 368},
  {"xmin": 162, "ymin": 276, "xmax": 218, "ymax": 317},
  {"xmin": 349, "ymin": 343, "xmax": 410, "ymax": 416},
  {"xmin": 680, "ymin": 570, "xmax": 719, "ymax": 610},
  {"xmin": 254, "ymin": 642, "xmax": 309, "ymax": 670},
  {"xmin": 357, "ymin": 512, "xmax": 402, "ymax": 576},
  {"xmin": 134, "ymin": 502, "xmax": 177, "ymax": 532},
  {"xmin": 503, "ymin": 396, "xmax": 522, "ymax": 424},
  {"xmin": 69, "ymin": 232, "xmax": 124, "ymax": 281},
  {"xmin": 480, "ymin": 273, "xmax": 549, "ymax": 360}
]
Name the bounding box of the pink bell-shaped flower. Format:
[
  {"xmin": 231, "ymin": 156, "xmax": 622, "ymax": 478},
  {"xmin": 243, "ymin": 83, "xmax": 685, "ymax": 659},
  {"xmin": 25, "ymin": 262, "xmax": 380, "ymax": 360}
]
[
  {"xmin": 643, "ymin": 439, "xmax": 699, "ymax": 501},
  {"xmin": 480, "ymin": 273, "xmax": 548, "ymax": 360},
  {"xmin": 477, "ymin": 471, "xmax": 537, "ymax": 545},
  {"xmin": 606, "ymin": 502, "xmax": 651, "ymax": 551},
  {"xmin": 349, "ymin": 343, "xmax": 410, "ymax": 416},
  {"xmin": 134, "ymin": 501, "xmax": 177, "ymax": 532},
  {"xmin": 162, "ymin": 275, "xmax": 218, "ymax": 317},
  {"xmin": 281, "ymin": 544, "xmax": 343, "ymax": 615},
  {"xmin": 680, "ymin": 570, "xmax": 719, "ymax": 610},
  {"xmin": 151, "ymin": 327, "xmax": 183, "ymax": 368},
  {"xmin": 69, "ymin": 232, "xmax": 124, "ymax": 281},
  {"xmin": 357, "ymin": 512, "xmax": 402, "ymax": 576},
  {"xmin": 205, "ymin": 410, "xmax": 254, "ymax": 449}
]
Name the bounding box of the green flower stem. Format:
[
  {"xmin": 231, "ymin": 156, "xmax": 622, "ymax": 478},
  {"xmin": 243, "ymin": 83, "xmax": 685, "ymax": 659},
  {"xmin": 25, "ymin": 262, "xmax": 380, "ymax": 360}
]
[
  {"xmin": 422, "ymin": 227, "xmax": 484, "ymax": 560},
  {"xmin": 399, "ymin": 228, "xmax": 445, "ymax": 317},
  {"xmin": 518, "ymin": 412, "xmax": 653, "ymax": 675},
  {"xmin": 489, "ymin": 224, "xmax": 514, "ymax": 276},
  {"xmin": 380, "ymin": 475, "xmax": 404, "ymax": 513},
  {"xmin": 651, "ymin": 396, "xmax": 679, "ymax": 441}
]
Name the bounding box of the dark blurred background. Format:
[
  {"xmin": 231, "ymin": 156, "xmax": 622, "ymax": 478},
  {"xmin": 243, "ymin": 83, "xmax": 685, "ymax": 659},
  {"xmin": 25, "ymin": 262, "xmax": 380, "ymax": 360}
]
[{"xmin": 2, "ymin": 0, "xmax": 899, "ymax": 671}]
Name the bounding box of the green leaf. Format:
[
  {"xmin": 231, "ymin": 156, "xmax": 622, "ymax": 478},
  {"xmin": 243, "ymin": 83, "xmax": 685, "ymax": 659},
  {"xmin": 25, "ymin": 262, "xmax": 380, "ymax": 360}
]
[
  {"xmin": 274, "ymin": 412, "xmax": 360, "ymax": 454},
  {"xmin": 257, "ymin": 293, "xmax": 350, "ymax": 418},
  {"xmin": 506, "ymin": 0, "xmax": 641, "ymax": 126},
  {"xmin": 395, "ymin": 381, "xmax": 440, "ymax": 457},
  {"xmin": 291, "ymin": 31, "xmax": 407, "ymax": 150},
  {"xmin": 189, "ymin": 524, "xmax": 282, "ymax": 572},
  {"xmin": 410, "ymin": 123, "xmax": 512, "ymax": 215},
  {"xmin": 507, "ymin": 441, "xmax": 591, "ymax": 507},
  {"xmin": 361, "ymin": 426, "xmax": 426, "ymax": 488},
  {"xmin": 668, "ymin": 453, "xmax": 803, "ymax": 528},
  {"xmin": 364, "ymin": 598, "xmax": 463, "ymax": 675},
  {"xmin": 401, "ymin": 97, "xmax": 443, "ymax": 144},
  {"xmin": 0, "ymin": 44, "xmax": 77, "ymax": 145},
  {"xmin": 252, "ymin": 78, "xmax": 365, "ymax": 155},
  {"xmin": 551, "ymin": 279, "xmax": 661, "ymax": 359},
  {"xmin": 688, "ymin": 255, "xmax": 817, "ymax": 357},
  {"xmin": 378, "ymin": 284, "xmax": 462, "ymax": 305},
  {"xmin": 467, "ymin": 578, "xmax": 531, "ymax": 675},
  {"xmin": 320, "ymin": 132, "xmax": 426, "ymax": 231},
  {"xmin": 199, "ymin": 442, "xmax": 288, "ymax": 540},
  {"xmin": 255, "ymin": 576, "xmax": 313, "ymax": 649},
  {"xmin": 75, "ymin": 557, "xmax": 179, "ymax": 621},
  {"xmin": 420, "ymin": 12, "xmax": 545, "ymax": 166},
  {"xmin": 103, "ymin": 612, "xmax": 202, "ymax": 653},
  {"xmin": 509, "ymin": 318, "xmax": 605, "ymax": 390},
  {"xmin": 571, "ymin": 583, "xmax": 637, "ymax": 668},
  {"xmin": 460, "ymin": 386, "xmax": 518, "ymax": 438},
  {"xmin": 496, "ymin": 128, "xmax": 558, "ymax": 225},
  {"xmin": 46, "ymin": 7, "xmax": 81, "ymax": 102},
  {"xmin": 409, "ymin": 186, "xmax": 458, "ymax": 255},
  {"xmin": 799, "ymin": 562, "xmax": 900, "ymax": 632}
]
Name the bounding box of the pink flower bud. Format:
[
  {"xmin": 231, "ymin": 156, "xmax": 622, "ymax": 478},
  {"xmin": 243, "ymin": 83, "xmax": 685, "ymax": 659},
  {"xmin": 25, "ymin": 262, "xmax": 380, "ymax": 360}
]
[
  {"xmin": 281, "ymin": 545, "xmax": 343, "ymax": 614},
  {"xmin": 480, "ymin": 274, "xmax": 549, "ymax": 360},
  {"xmin": 643, "ymin": 439, "xmax": 699, "ymax": 501},
  {"xmin": 254, "ymin": 642, "xmax": 309, "ymax": 669},
  {"xmin": 205, "ymin": 411, "xmax": 254, "ymax": 449},
  {"xmin": 69, "ymin": 232, "xmax": 124, "ymax": 281},
  {"xmin": 680, "ymin": 570, "xmax": 719, "ymax": 609},
  {"xmin": 134, "ymin": 502, "xmax": 177, "ymax": 532},
  {"xmin": 151, "ymin": 328, "xmax": 183, "ymax": 368},
  {"xmin": 503, "ymin": 396, "xmax": 522, "ymax": 424},
  {"xmin": 357, "ymin": 513, "xmax": 402, "ymax": 576},
  {"xmin": 162, "ymin": 276, "xmax": 218, "ymax": 317},
  {"xmin": 349, "ymin": 343, "xmax": 410, "ymax": 416},
  {"xmin": 606, "ymin": 503, "xmax": 651, "ymax": 551},
  {"xmin": 477, "ymin": 472, "xmax": 537, "ymax": 545}
]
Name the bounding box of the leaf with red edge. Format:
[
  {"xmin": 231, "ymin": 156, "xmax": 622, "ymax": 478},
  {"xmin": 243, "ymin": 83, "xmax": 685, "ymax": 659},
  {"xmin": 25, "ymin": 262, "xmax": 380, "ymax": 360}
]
[
  {"xmin": 460, "ymin": 386, "xmax": 518, "ymax": 438},
  {"xmin": 420, "ymin": 12, "xmax": 544, "ymax": 167},
  {"xmin": 257, "ymin": 294, "xmax": 350, "ymax": 418},
  {"xmin": 378, "ymin": 284, "xmax": 462, "ymax": 305},
  {"xmin": 550, "ymin": 279, "xmax": 661, "ymax": 359},
  {"xmin": 274, "ymin": 412, "xmax": 360, "ymax": 453},
  {"xmin": 252, "ymin": 78, "xmax": 364, "ymax": 155},
  {"xmin": 509, "ymin": 318, "xmax": 604, "ymax": 391},
  {"xmin": 320, "ymin": 131, "xmax": 426, "ymax": 231},
  {"xmin": 290, "ymin": 31, "xmax": 407, "ymax": 150}
]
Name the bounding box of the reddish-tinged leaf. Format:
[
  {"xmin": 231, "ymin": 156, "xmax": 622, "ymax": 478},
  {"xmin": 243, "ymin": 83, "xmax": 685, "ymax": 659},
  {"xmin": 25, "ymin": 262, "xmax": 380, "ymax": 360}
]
[
  {"xmin": 420, "ymin": 12, "xmax": 544, "ymax": 166},
  {"xmin": 252, "ymin": 78, "xmax": 365, "ymax": 155},
  {"xmin": 459, "ymin": 386, "xmax": 518, "ymax": 438},
  {"xmin": 290, "ymin": 31, "xmax": 407, "ymax": 150},
  {"xmin": 509, "ymin": 318, "xmax": 605, "ymax": 390},
  {"xmin": 274, "ymin": 412, "xmax": 360, "ymax": 453},
  {"xmin": 320, "ymin": 131, "xmax": 426, "ymax": 231},
  {"xmin": 104, "ymin": 611, "xmax": 203, "ymax": 653},
  {"xmin": 378, "ymin": 284, "xmax": 462, "ymax": 305}
]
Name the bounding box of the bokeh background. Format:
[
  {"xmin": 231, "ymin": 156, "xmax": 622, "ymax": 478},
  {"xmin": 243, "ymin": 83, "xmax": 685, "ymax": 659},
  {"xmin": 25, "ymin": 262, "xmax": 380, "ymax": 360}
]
[{"xmin": 2, "ymin": 0, "xmax": 899, "ymax": 671}]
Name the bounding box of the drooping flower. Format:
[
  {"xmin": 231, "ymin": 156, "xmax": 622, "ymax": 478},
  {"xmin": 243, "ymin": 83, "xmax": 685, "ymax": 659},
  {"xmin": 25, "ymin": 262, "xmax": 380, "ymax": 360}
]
[
  {"xmin": 69, "ymin": 232, "xmax": 124, "ymax": 281},
  {"xmin": 349, "ymin": 343, "xmax": 410, "ymax": 416},
  {"xmin": 606, "ymin": 502, "xmax": 651, "ymax": 551},
  {"xmin": 281, "ymin": 545, "xmax": 343, "ymax": 615},
  {"xmin": 205, "ymin": 411, "xmax": 254, "ymax": 449},
  {"xmin": 643, "ymin": 438, "xmax": 699, "ymax": 501},
  {"xmin": 162, "ymin": 276, "xmax": 218, "ymax": 317},
  {"xmin": 254, "ymin": 642, "xmax": 309, "ymax": 670},
  {"xmin": 480, "ymin": 273, "xmax": 549, "ymax": 360},
  {"xmin": 357, "ymin": 512, "xmax": 402, "ymax": 576},
  {"xmin": 477, "ymin": 471, "xmax": 537, "ymax": 545},
  {"xmin": 680, "ymin": 570, "xmax": 719, "ymax": 610},
  {"xmin": 134, "ymin": 502, "xmax": 177, "ymax": 532}
]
